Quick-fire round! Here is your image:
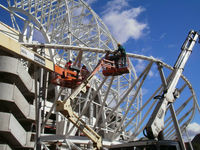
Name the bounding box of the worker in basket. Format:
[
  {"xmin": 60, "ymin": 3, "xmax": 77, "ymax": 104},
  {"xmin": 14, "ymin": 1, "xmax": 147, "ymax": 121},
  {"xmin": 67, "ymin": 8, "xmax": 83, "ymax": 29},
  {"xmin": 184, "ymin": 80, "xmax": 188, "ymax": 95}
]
[
  {"xmin": 114, "ymin": 43, "xmax": 127, "ymax": 67},
  {"xmin": 80, "ymin": 65, "xmax": 90, "ymax": 80},
  {"xmin": 64, "ymin": 60, "xmax": 80, "ymax": 78},
  {"xmin": 61, "ymin": 60, "xmax": 72, "ymax": 78},
  {"xmin": 65, "ymin": 60, "xmax": 72, "ymax": 69}
]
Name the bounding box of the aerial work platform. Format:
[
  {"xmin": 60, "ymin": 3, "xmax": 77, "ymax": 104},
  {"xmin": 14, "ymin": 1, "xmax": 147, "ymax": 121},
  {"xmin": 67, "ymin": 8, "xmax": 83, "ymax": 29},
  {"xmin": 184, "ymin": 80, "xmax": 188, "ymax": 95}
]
[
  {"xmin": 102, "ymin": 57, "xmax": 129, "ymax": 76},
  {"xmin": 51, "ymin": 57, "xmax": 129, "ymax": 88}
]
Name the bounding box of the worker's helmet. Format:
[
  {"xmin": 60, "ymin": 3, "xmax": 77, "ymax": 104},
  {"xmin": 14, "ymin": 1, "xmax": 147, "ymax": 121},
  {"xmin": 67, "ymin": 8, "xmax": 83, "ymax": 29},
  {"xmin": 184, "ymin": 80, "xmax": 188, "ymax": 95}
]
[{"xmin": 82, "ymin": 65, "xmax": 86, "ymax": 69}]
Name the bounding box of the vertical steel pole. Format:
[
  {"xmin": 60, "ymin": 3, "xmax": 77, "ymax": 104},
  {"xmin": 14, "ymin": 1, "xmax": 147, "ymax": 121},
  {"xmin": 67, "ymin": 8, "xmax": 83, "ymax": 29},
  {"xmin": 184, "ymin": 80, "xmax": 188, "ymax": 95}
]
[
  {"xmin": 169, "ymin": 104, "xmax": 186, "ymax": 150},
  {"xmin": 35, "ymin": 47, "xmax": 45, "ymax": 150},
  {"xmin": 35, "ymin": 65, "xmax": 42, "ymax": 150},
  {"xmin": 42, "ymin": 71, "xmax": 49, "ymax": 133},
  {"xmin": 185, "ymin": 127, "xmax": 194, "ymax": 150},
  {"xmin": 34, "ymin": 65, "xmax": 38, "ymax": 150}
]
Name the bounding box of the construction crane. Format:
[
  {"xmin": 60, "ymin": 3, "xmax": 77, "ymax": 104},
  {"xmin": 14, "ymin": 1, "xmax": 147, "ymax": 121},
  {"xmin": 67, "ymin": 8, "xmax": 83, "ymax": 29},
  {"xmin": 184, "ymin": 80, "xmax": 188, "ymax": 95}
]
[
  {"xmin": 109, "ymin": 30, "xmax": 200, "ymax": 150},
  {"xmin": 55, "ymin": 53, "xmax": 129, "ymax": 149},
  {"xmin": 143, "ymin": 30, "xmax": 199, "ymax": 149}
]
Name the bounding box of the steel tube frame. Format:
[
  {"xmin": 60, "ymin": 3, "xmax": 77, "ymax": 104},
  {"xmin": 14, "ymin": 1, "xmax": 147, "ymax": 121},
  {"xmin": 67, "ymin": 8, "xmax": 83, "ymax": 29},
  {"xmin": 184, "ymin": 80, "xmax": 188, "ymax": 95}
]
[{"xmin": 0, "ymin": 1, "xmax": 199, "ymax": 149}]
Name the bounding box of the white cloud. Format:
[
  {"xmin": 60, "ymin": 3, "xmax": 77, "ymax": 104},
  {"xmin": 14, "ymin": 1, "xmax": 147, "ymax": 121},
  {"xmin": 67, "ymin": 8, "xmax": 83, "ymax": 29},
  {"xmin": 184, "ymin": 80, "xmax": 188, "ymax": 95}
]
[
  {"xmin": 135, "ymin": 59, "xmax": 146, "ymax": 73},
  {"xmin": 168, "ymin": 44, "xmax": 176, "ymax": 48},
  {"xmin": 183, "ymin": 122, "xmax": 200, "ymax": 141},
  {"xmin": 159, "ymin": 33, "xmax": 166, "ymax": 40},
  {"xmin": 134, "ymin": 59, "xmax": 158, "ymax": 78},
  {"xmin": 141, "ymin": 88, "xmax": 148, "ymax": 95},
  {"xmin": 85, "ymin": 0, "xmax": 97, "ymax": 5},
  {"xmin": 141, "ymin": 47, "xmax": 152, "ymax": 54},
  {"xmin": 102, "ymin": 0, "xmax": 148, "ymax": 44},
  {"xmin": 187, "ymin": 122, "xmax": 200, "ymax": 138},
  {"xmin": 104, "ymin": 0, "xmax": 129, "ymax": 12},
  {"xmin": 148, "ymin": 70, "xmax": 154, "ymax": 78}
]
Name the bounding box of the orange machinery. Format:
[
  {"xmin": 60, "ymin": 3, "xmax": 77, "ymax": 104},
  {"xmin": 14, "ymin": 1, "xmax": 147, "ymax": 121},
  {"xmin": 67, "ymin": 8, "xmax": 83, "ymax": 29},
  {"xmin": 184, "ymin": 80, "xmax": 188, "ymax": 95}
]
[
  {"xmin": 102, "ymin": 56, "xmax": 129, "ymax": 76},
  {"xmin": 54, "ymin": 55, "xmax": 130, "ymax": 149},
  {"xmin": 51, "ymin": 65, "xmax": 81, "ymax": 89},
  {"xmin": 51, "ymin": 54, "xmax": 129, "ymax": 88}
]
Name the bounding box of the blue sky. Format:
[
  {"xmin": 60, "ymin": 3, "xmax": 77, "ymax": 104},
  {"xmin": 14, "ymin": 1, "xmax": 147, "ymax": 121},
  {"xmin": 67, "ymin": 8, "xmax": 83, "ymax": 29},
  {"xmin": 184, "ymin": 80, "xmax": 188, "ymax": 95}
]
[
  {"xmin": 88, "ymin": 0, "xmax": 200, "ymax": 138},
  {"xmin": 90, "ymin": 0, "xmax": 200, "ymax": 59}
]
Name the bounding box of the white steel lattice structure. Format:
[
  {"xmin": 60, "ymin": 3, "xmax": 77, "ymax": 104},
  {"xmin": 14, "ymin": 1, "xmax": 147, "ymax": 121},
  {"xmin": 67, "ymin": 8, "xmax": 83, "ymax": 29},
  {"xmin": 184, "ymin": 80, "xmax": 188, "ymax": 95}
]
[{"xmin": 0, "ymin": 0, "xmax": 199, "ymax": 149}]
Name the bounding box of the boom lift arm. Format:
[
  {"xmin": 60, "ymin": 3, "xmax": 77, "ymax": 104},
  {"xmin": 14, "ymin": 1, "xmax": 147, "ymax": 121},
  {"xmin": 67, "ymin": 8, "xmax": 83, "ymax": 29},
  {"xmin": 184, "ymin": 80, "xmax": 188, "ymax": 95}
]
[
  {"xmin": 55, "ymin": 50, "xmax": 130, "ymax": 149},
  {"xmin": 56, "ymin": 59, "xmax": 105, "ymax": 150},
  {"xmin": 143, "ymin": 30, "xmax": 199, "ymax": 141}
]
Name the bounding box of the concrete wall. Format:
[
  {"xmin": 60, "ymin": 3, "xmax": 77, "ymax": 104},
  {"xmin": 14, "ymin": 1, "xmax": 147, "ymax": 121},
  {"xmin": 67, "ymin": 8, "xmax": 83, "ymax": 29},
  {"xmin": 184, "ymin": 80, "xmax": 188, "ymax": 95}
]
[
  {"xmin": 0, "ymin": 144, "xmax": 12, "ymax": 150},
  {"xmin": 0, "ymin": 82, "xmax": 35, "ymax": 120},
  {"xmin": 0, "ymin": 55, "xmax": 35, "ymax": 149},
  {"xmin": 0, "ymin": 56, "xmax": 35, "ymax": 94},
  {"xmin": 0, "ymin": 112, "xmax": 34, "ymax": 148}
]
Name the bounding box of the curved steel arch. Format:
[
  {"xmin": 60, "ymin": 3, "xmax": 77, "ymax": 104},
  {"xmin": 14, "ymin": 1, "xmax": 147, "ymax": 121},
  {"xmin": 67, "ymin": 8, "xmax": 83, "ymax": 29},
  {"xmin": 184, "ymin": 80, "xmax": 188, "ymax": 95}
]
[
  {"xmin": 1, "ymin": 0, "xmax": 142, "ymax": 147},
  {"xmin": 21, "ymin": 43, "xmax": 199, "ymax": 144}
]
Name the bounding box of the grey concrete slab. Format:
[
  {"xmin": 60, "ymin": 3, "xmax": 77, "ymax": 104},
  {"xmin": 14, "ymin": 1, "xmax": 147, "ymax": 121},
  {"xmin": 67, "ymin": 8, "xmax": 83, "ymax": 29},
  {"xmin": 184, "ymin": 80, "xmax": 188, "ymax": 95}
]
[
  {"xmin": 0, "ymin": 55, "xmax": 35, "ymax": 95},
  {"xmin": 0, "ymin": 112, "xmax": 27, "ymax": 147},
  {"xmin": 0, "ymin": 82, "xmax": 35, "ymax": 120},
  {"xmin": 0, "ymin": 112, "xmax": 34, "ymax": 149},
  {"xmin": 0, "ymin": 144, "xmax": 12, "ymax": 150},
  {"xmin": 0, "ymin": 22, "xmax": 19, "ymax": 41}
]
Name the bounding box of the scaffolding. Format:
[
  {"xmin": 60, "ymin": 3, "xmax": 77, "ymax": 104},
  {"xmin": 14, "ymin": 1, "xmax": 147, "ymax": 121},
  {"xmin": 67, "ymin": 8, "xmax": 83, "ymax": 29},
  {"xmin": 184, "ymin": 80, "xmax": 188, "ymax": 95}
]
[{"xmin": 0, "ymin": 1, "xmax": 199, "ymax": 150}]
